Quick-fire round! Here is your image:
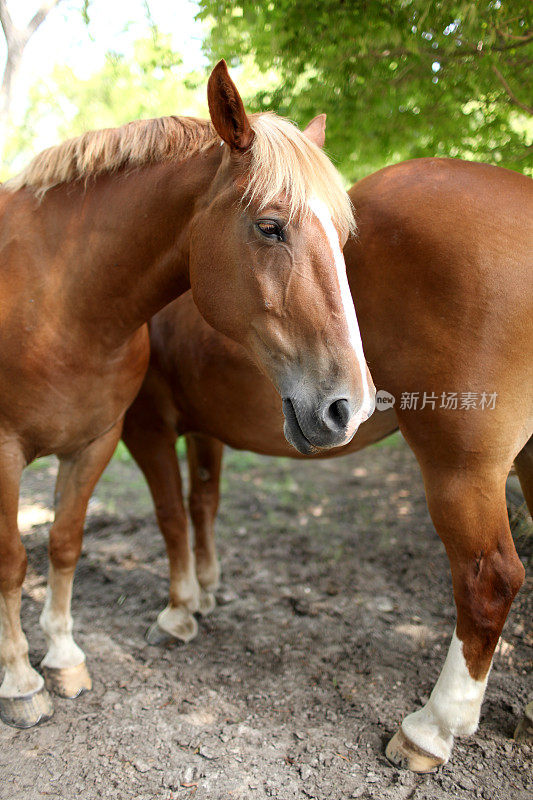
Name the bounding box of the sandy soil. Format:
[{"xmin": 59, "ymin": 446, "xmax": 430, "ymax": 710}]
[{"xmin": 1, "ymin": 434, "xmax": 531, "ymax": 800}]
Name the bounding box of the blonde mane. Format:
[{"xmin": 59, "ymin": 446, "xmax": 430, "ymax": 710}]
[
  {"xmin": 6, "ymin": 112, "xmax": 355, "ymax": 236},
  {"xmin": 5, "ymin": 116, "xmax": 217, "ymax": 198}
]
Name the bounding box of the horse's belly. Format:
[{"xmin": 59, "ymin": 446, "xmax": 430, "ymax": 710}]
[{"xmin": 182, "ymin": 398, "xmax": 398, "ymax": 460}]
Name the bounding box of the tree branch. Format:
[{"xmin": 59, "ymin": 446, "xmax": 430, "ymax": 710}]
[
  {"xmin": 1, "ymin": 1, "xmax": 65, "ymax": 48},
  {"xmin": 358, "ymin": 32, "xmax": 533, "ymax": 64},
  {"xmin": 495, "ymin": 27, "xmax": 532, "ymax": 42},
  {"xmin": 492, "ymin": 64, "xmax": 533, "ymax": 115},
  {"xmin": 0, "ymin": 0, "xmax": 16, "ymax": 46},
  {"xmin": 26, "ymin": 0, "xmax": 65, "ymax": 40},
  {"xmin": 1, "ymin": 0, "xmax": 66, "ymax": 120},
  {"xmin": 440, "ymin": 32, "xmax": 533, "ymax": 59}
]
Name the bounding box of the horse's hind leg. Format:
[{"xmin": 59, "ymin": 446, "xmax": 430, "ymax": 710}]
[
  {"xmin": 514, "ymin": 436, "xmax": 533, "ymax": 519},
  {"xmin": 122, "ymin": 415, "xmax": 200, "ymax": 643},
  {"xmin": 386, "ymin": 460, "xmax": 525, "ymax": 772},
  {"xmin": 186, "ymin": 434, "xmax": 224, "ymax": 615},
  {"xmin": 512, "ymin": 436, "xmax": 533, "ymax": 743},
  {"xmin": 0, "ymin": 440, "xmax": 53, "ymax": 728},
  {"xmin": 40, "ymin": 420, "xmax": 122, "ymax": 698}
]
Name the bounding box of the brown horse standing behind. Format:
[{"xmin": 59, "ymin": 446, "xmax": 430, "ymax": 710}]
[
  {"xmin": 0, "ymin": 62, "xmax": 373, "ymax": 729},
  {"xmin": 122, "ymin": 158, "xmax": 533, "ymax": 771}
]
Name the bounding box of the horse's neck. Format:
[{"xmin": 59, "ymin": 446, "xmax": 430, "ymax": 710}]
[{"xmin": 41, "ymin": 150, "xmax": 220, "ymax": 346}]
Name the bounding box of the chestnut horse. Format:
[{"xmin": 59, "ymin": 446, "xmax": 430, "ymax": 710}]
[
  {"xmin": 0, "ymin": 61, "xmax": 373, "ymax": 729},
  {"xmin": 122, "ymin": 158, "xmax": 533, "ymax": 771}
]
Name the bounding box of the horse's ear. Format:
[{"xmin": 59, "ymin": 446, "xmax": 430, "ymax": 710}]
[
  {"xmin": 303, "ymin": 114, "xmax": 326, "ymax": 148},
  {"xmin": 207, "ymin": 60, "xmax": 254, "ymax": 152}
]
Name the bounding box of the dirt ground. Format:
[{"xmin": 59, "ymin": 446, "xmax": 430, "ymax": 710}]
[{"xmin": 1, "ymin": 434, "xmax": 531, "ymax": 800}]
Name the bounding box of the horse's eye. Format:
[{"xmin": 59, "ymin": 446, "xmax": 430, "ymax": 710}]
[{"xmin": 256, "ymin": 220, "xmax": 284, "ymax": 241}]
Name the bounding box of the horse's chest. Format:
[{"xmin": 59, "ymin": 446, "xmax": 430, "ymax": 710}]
[{"xmin": 0, "ymin": 325, "xmax": 149, "ymax": 457}]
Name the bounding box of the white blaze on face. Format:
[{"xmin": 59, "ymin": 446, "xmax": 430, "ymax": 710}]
[
  {"xmin": 308, "ymin": 195, "xmax": 374, "ymax": 430},
  {"xmin": 401, "ymin": 629, "xmax": 490, "ymax": 762}
]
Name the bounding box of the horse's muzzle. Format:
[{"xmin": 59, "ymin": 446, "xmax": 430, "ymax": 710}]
[{"xmin": 282, "ymin": 392, "xmax": 374, "ymax": 455}]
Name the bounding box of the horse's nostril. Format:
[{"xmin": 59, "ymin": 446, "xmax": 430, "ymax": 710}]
[{"xmin": 323, "ymin": 398, "xmax": 350, "ymax": 432}]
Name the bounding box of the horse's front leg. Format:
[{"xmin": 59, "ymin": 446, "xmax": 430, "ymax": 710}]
[
  {"xmin": 40, "ymin": 420, "xmax": 123, "ymax": 698},
  {"xmin": 122, "ymin": 412, "xmax": 200, "ymax": 644},
  {"xmin": 186, "ymin": 433, "xmax": 224, "ymax": 615},
  {"xmin": 0, "ymin": 439, "xmax": 53, "ymax": 727},
  {"xmin": 386, "ymin": 461, "xmax": 525, "ymax": 772}
]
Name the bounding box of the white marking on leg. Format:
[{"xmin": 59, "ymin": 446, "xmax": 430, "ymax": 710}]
[
  {"xmin": 170, "ymin": 558, "xmax": 201, "ymax": 612},
  {"xmin": 308, "ymin": 195, "xmax": 374, "ymax": 431},
  {"xmin": 40, "ymin": 565, "xmax": 85, "ymax": 670},
  {"xmin": 157, "ymin": 604, "xmax": 198, "ymax": 642},
  {"xmin": 402, "ymin": 629, "xmax": 490, "ymax": 762},
  {"xmin": 155, "ymin": 559, "xmax": 202, "ymax": 642},
  {"xmin": 0, "ymin": 591, "xmax": 43, "ymax": 697}
]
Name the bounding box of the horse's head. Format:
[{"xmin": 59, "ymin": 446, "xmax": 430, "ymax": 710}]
[{"xmin": 189, "ymin": 61, "xmax": 375, "ymax": 455}]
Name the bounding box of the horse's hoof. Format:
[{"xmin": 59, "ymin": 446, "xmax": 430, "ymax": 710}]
[
  {"xmin": 43, "ymin": 662, "xmax": 92, "ymax": 699},
  {"xmin": 198, "ymin": 588, "xmax": 216, "ymax": 616},
  {"xmin": 145, "ymin": 622, "xmax": 175, "ymax": 646},
  {"xmin": 146, "ymin": 605, "xmax": 198, "ymax": 645},
  {"xmin": 514, "ymin": 701, "xmax": 533, "ymax": 743},
  {"xmin": 385, "ymin": 728, "xmax": 444, "ymax": 773},
  {"xmin": 0, "ymin": 686, "xmax": 54, "ymax": 728}
]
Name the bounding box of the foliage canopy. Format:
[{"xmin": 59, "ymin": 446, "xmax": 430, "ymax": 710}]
[{"xmin": 199, "ymin": 0, "xmax": 532, "ymax": 179}]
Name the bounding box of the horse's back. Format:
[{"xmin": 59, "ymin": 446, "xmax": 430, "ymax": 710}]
[
  {"xmin": 347, "ymin": 159, "xmax": 533, "ymax": 465},
  {"xmin": 349, "ymin": 158, "xmax": 531, "ymax": 291}
]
